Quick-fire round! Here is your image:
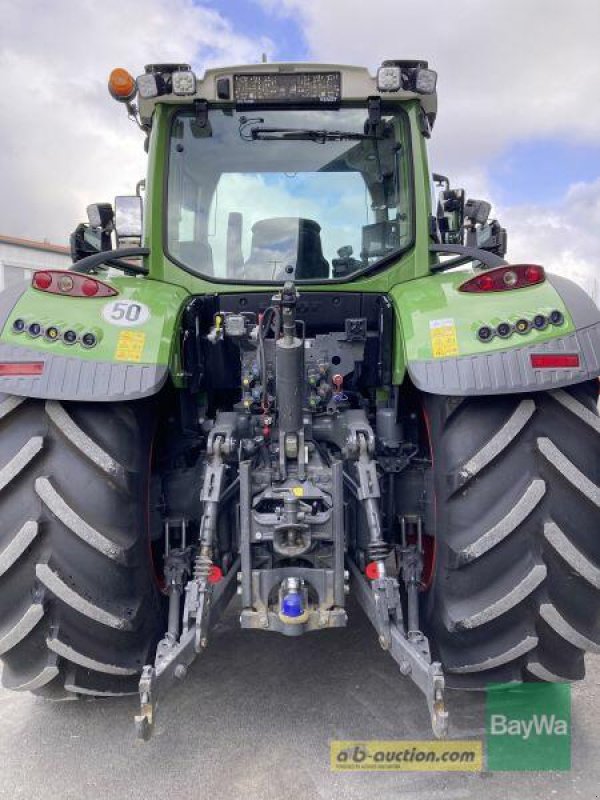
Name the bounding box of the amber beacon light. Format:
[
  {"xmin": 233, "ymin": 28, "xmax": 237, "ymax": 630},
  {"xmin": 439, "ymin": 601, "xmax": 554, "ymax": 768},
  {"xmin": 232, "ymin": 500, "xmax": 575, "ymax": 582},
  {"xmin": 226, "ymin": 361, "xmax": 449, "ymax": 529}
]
[{"xmin": 108, "ymin": 68, "xmax": 137, "ymax": 102}]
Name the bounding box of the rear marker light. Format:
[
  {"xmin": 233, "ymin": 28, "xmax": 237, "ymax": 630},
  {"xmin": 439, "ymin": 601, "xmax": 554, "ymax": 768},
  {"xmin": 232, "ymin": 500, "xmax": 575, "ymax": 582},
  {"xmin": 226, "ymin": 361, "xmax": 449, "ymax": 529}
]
[
  {"xmin": 0, "ymin": 362, "xmax": 44, "ymax": 376},
  {"xmin": 45, "ymin": 326, "xmax": 60, "ymax": 342},
  {"xmin": 531, "ymin": 354, "xmax": 580, "ymax": 369},
  {"xmin": 515, "ymin": 318, "xmax": 530, "ymax": 334},
  {"xmin": 82, "ymin": 278, "xmax": 99, "ymax": 297},
  {"xmin": 28, "ymin": 322, "xmax": 42, "ymax": 337},
  {"xmin": 533, "ymin": 314, "xmax": 548, "ymax": 330},
  {"xmin": 63, "ymin": 330, "xmax": 78, "ymax": 345},
  {"xmin": 459, "ymin": 264, "xmax": 545, "ymax": 293},
  {"xmin": 12, "ymin": 319, "xmax": 25, "ymax": 333},
  {"xmin": 496, "ymin": 322, "xmax": 512, "ymax": 339},
  {"xmin": 549, "ymin": 310, "xmax": 564, "ymax": 326},
  {"xmin": 81, "ymin": 332, "xmax": 97, "ymax": 348},
  {"xmin": 33, "ymin": 272, "xmax": 52, "ymax": 290},
  {"xmin": 525, "ymin": 265, "xmax": 544, "ymax": 283},
  {"xmin": 475, "ymin": 274, "xmax": 495, "ymax": 292}
]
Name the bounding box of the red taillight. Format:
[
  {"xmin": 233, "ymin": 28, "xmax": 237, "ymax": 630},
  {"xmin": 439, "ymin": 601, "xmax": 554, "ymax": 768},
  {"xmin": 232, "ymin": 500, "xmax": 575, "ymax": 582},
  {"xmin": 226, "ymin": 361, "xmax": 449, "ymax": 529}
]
[
  {"xmin": 33, "ymin": 272, "xmax": 52, "ymax": 290},
  {"xmin": 459, "ymin": 264, "xmax": 545, "ymax": 293},
  {"xmin": 0, "ymin": 362, "xmax": 44, "ymax": 376},
  {"xmin": 524, "ymin": 265, "xmax": 544, "ymax": 283},
  {"xmin": 531, "ymin": 354, "xmax": 580, "ymax": 369},
  {"xmin": 82, "ymin": 278, "xmax": 100, "ymax": 297},
  {"xmin": 31, "ymin": 271, "xmax": 117, "ymax": 297}
]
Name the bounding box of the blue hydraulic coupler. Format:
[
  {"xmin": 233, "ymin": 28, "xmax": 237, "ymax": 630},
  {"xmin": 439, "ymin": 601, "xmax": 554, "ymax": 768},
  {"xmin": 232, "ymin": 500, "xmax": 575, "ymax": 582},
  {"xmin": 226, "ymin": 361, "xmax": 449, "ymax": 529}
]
[{"xmin": 281, "ymin": 591, "xmax": 304, "ymax": 618}]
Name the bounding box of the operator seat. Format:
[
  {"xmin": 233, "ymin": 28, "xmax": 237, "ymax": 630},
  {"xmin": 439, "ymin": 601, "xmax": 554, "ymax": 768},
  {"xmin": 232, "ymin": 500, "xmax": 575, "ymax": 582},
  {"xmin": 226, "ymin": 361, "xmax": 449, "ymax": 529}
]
[
  {"xmin": 244, "ymin": 217, "xmax": 329, "ymax": 280},
  {"xmin": 177, "ymin": 241, "xmax": 214, "ymax": 275}
]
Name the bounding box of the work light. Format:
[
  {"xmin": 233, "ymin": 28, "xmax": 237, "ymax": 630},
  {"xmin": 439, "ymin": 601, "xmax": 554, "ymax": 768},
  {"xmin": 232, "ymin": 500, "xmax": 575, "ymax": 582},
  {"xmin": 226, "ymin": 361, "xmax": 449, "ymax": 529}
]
[{"xmin": 172, "ymin": 69, "xmax": 196, "ymax": 96}]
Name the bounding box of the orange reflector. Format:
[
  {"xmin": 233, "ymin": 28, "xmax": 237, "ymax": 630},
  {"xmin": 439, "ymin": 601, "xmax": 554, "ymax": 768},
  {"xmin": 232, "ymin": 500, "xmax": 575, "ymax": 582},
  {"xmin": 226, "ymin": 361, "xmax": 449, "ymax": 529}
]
[
  {"xmin": 531, "ymin": 354, "xmax": 580, "ymax": 369},
  {"xmin": 0, "ymin": 362, "xmax": 44, "ymax": 376},
  {"xmin": 108, "ymin": 68, "xmax": 136, "ymax": 102}
]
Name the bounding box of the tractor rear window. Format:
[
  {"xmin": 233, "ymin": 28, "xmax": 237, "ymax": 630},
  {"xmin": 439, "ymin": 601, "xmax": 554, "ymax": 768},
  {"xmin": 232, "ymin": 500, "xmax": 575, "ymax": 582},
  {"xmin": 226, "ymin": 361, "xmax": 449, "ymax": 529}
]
[{"xmin": 165, "ymin": 106, "xmax": 414, "ymax": 283}]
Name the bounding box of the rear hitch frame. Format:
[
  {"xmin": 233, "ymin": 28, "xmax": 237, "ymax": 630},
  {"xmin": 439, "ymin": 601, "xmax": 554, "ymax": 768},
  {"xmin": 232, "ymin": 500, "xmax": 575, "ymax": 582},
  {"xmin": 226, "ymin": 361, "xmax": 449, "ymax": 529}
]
[
  {"xmin": 134, "ymin": 555, "xmax": 239, "ymax": 740},
  {"xmin": 347, "ymin": 556, "xmax": 449, "ymax": 739}
]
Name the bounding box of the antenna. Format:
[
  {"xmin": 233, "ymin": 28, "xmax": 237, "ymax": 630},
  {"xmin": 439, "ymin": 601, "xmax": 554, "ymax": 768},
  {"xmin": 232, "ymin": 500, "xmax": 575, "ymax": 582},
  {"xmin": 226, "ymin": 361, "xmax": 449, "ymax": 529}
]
[{"xmin": 261, "ymin": 52, "xmax": 268, "ymax": 64}]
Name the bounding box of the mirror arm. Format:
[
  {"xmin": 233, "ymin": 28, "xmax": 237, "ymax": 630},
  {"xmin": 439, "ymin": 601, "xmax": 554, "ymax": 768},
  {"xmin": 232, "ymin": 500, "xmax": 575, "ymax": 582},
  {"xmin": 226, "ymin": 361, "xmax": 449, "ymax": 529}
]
[{"xmin": 70, "ymin": 247, "xmax": 150, "ymax": 276}]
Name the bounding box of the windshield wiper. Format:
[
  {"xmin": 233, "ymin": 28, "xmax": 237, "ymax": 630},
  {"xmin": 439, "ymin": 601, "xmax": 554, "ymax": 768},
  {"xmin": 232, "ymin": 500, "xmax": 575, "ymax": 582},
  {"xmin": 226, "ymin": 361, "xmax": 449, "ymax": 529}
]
[{"xmin": 248, "ymin": 127, "xmax": 381, "ymax": 143}]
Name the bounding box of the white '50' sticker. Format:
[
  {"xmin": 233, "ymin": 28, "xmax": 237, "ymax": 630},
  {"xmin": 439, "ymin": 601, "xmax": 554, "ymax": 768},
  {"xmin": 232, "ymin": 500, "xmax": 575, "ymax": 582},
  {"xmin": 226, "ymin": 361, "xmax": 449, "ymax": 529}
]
[{"xmin": 102, "ymin": 300, "xmax": 150, "ymax": 327}]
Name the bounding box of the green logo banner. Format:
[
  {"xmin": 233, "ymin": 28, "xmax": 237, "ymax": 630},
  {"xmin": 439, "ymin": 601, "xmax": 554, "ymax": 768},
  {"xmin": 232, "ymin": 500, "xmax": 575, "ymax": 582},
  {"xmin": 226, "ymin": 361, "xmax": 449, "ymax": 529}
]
[{"xmin": 486, "ymin": 682, "xmax": 571, "ymax": 771}]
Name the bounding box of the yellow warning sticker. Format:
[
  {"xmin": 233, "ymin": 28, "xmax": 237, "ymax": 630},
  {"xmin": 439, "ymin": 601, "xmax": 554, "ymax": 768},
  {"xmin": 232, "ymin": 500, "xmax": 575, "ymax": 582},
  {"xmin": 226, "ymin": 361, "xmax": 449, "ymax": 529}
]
[
  {"xmin": 429, "ymin": 319, "xmax": 459, "ymax": 358},
  {"xmin": 292, "ymin": 487, "xmax": 304, "ymax": 497},
  {"xmin": 115, "ymin": 330, "xmax": 146, "ymax": 362}
]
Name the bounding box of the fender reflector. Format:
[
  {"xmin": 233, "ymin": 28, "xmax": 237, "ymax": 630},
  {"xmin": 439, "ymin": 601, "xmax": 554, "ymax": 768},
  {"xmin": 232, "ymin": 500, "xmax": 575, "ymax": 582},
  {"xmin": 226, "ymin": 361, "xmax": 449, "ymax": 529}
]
[
  {"xmin": 0, "ymin": 361, "xmax": 44, "ymax": 376},
  {"xmin": 530, "ymin": 354, "xmax": 580, "ymax": 369},
  {"xmin": 365, "ymin": 561, "xmax": 380, "ymax": 580},
  {"xmin": 208, "ymin": 565, "xmax": 223, "ymax": 584}
]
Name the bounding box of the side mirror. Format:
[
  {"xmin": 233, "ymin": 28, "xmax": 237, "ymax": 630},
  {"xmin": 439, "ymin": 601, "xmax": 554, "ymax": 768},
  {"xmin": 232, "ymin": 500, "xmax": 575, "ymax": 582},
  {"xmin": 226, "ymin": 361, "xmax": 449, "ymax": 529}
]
[
  {"xmin": 464, "ymin": 198, "xmax": 491, "ymax": 227},
  {"xmin": 87, "ymin": 203, "xmax": 114, "ymax": 230},
  {"xmin": 463, "ymin": 198, "xmax": 507, "ymax": 257},
  {"xmin": 70, "ymin": 202, "xmax": 114, "ymax": 262},
  {"xmin": 115, "ymin": 195, "xmax": 143, "ymax": 246},
  {"xmin": 477, "ymin": 219, "xmax": 508, "ymax": 258},
  {"xmin": 437, "ymin": 187, "xmax": 465, "ymax": 244}
]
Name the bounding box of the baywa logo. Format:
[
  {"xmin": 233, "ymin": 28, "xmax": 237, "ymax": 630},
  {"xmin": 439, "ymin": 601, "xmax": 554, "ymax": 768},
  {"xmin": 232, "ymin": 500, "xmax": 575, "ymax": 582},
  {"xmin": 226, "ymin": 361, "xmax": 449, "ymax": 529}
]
[
  {"xmin": 490, "ymin": 713, "xmax": 568, "ymax": 740},
  {"xmin": 486, "ymin": 682, "xmax": 571, "ymax": 772}
]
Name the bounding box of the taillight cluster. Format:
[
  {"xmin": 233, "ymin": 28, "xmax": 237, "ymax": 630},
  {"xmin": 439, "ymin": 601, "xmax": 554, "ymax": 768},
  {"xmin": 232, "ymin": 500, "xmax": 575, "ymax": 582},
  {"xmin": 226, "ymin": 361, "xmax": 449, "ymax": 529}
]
[
  {"xmin": 32, "ymin": 271, "xmax": 117, "ymax": 298},
  {"xmin": 459, "ymin": 264, "xmax": 545, "ymax": 293}
]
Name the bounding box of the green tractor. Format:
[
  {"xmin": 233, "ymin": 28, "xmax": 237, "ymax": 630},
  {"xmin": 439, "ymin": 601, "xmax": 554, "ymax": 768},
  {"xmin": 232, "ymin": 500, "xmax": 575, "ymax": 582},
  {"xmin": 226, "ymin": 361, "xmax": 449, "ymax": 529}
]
[{"xmin": 0, "ymin": 60, "xmax": 598, "ymax": 740}]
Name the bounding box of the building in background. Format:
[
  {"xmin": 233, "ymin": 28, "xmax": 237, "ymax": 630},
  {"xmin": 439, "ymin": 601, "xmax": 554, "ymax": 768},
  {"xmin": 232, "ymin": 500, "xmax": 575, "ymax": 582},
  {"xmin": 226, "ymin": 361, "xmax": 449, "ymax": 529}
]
[{"xmin": 0, "ymin": 235, "xmax": 70, "ymax": 291}]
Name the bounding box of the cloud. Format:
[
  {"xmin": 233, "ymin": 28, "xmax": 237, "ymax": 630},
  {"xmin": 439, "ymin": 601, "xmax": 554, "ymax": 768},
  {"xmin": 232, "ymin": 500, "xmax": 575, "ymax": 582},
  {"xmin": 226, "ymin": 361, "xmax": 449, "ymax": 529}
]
[
  {"xmin": 257, "ymin": 0, "xmax": 600, "ymax": 169},
  {"xmin": 498, "ymin": 178, "xmax": 600, "ymax": 304},
  {"xmin": 259, "ymin": 0, "xmax": 600, "ymax": 290},
  {"xmin": 0, "ymin": 0, "xmax": 270, "ymax": 243}
]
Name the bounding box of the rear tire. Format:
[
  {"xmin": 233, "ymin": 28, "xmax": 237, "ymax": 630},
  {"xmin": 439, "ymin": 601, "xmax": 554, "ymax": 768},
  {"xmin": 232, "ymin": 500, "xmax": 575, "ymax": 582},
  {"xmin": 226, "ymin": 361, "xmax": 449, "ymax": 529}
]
[
  {"xmin": 423, "ymin": 382, "xmax": 600, "ymax": 687},
  {"xmin": 0, "ymin": 395, "xmax": 164, "ymax": 697}
]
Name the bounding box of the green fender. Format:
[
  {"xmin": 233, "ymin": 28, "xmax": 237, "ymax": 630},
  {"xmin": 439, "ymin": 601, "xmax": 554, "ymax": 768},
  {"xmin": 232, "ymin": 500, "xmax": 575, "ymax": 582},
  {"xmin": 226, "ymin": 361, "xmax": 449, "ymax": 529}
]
[
  {"xmin": 0, "ymin": 276, "xmax": 189, "ymax": 401},
  {"xmin": 389, "ymin": 271, "xmax": 600, "ymax": 395}
]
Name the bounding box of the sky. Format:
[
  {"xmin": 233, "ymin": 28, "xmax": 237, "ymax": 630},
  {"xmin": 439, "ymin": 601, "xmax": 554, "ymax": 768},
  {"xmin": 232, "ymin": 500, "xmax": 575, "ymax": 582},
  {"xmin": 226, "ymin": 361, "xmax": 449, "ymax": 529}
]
[{"xmin": 0, "ymin": 0, "xmax": 599, "ymax": 293}]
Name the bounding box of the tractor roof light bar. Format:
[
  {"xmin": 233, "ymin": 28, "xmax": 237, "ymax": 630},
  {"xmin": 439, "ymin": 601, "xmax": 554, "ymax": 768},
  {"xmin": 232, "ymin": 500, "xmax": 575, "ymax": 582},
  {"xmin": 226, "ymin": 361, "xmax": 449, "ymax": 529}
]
[{"xmin": 108, "ymin": 62, "xmax": 439, "ymax": 130}]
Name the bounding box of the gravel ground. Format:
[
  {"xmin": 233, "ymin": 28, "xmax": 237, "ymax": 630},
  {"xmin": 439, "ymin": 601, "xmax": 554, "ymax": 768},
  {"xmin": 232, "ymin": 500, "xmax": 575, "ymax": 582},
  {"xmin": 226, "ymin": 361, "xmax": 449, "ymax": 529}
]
[{"xmin": 1, "ymin": 597, "xmax": 599, "ymax": 800}]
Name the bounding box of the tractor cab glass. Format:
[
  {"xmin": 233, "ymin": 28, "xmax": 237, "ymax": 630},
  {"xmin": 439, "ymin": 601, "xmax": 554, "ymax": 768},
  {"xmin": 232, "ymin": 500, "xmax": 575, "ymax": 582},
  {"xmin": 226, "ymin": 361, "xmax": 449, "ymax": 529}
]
[{"xmin": 166, "ymin": 106, "xmax": 413, "ymax": 282}]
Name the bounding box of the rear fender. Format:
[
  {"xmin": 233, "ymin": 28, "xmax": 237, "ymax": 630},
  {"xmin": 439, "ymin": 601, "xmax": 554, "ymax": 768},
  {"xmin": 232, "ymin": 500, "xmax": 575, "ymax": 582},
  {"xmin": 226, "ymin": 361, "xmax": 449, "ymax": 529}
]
[
  {"xmin": 390, "ymin": 271, "xmax": 600, "ymax": 395},
  {"xmin": 0, "ymin": 276, "xmax": 189, "ymax": 401}
]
